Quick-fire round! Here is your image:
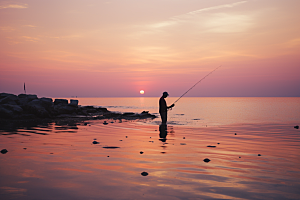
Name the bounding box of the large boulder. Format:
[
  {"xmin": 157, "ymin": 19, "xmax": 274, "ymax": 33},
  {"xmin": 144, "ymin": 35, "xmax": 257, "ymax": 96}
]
[
  {"xmin": 1, "ymin": 104, "xmax": 23, "ymax": 113},
  {"xmin": 17, "ymin": 94, "xmax": 38, "ymax": 105},
  {"xmin": 39, "ymin": 98, "xmax": 54, "ymax": 110},
  {"xmin": 69, "ymin": 99, "xmax": 78, "ymax": 107},
  {"xmin": 54, "ymin": 99, "xmax": 68, "ymax": 105},
  {"xmin": 0, "ymin": 93, "xmax": 16, "ymax": 99},
  {"xmin": 0, "ymin": 95, "xmax": 18, "ymax": 105},
  {"xmin": 54, "ymin": 104, "xmax": 77, "ymax": 115},
  {"xmin": 0, "ymin": 105, "xmax": 14, "ymax": 118},
  {"xmin": 25, "ymin": 99, "xmax": 50, "ymax": 118}
]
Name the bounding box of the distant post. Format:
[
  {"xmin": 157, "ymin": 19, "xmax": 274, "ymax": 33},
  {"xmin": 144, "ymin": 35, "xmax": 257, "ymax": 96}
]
[{"xmin": 24, "ymin": 82, "xmax": 26, "ymax": 94}]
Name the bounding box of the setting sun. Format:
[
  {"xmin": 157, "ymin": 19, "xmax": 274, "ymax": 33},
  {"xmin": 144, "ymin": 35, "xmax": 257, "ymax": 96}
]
[{"xmin": 140, "ymin": 90, "xmax": 145, "ymax": 94}]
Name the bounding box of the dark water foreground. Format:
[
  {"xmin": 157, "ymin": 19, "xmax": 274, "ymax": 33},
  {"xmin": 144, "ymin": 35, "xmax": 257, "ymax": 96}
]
[{"xmin": 0, "ymin": 120, "xmax": 300, "ymax": 200}]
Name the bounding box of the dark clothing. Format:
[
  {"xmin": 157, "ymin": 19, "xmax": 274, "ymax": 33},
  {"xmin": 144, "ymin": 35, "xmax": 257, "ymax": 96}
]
[
  {"xmin": 159, "ymin": 97, "xmax": 167, "ymax": 113},
  {"xmin": 159, "ymin": 97, "xmax": 167, "ymax": 124}
]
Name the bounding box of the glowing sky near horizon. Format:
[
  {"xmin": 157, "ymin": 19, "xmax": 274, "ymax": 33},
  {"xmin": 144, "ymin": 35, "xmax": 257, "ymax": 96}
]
[{"xmin": 0, "ymin": 0, "xmax": 299, "ymax": 97}]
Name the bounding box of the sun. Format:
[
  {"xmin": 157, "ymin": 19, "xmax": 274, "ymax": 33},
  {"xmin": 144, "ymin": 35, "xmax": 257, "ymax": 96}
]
[{"xmin": 140, "ymin": 90, "xmax": 145, "ymax": 94}]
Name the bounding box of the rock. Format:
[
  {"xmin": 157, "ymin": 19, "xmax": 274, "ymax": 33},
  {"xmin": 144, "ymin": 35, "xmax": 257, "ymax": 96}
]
[
  {"xmin": 0, "ymin": 93, "xmax": 16, "ymax": 99},
  {"xmin": 0, "ymin": 95, "xmax": 18, "ymax": 105},
  {"xmin": 69, "ymin": 99, "xmax": 78, "ymax": 106},
  {"xmin": 54, "ymin": 104, "xmax": 77, "ymax": 115},
  {"xmin": 0, "ymin": 105, "xmax": 15, "ymax": 118},
  {"xmin": 54, "ymin": 99, "xmax": 68, "ymax": 105},
  {"xmin": 294, "ymin": 125, "xmax": 299, "ymax": 129},
  {"xmin": 92, "ymin": 141, "xmax": 99, "ymax": 144},
  {"xmin": 1, "ymin": 149, "xmax": 8, "ymax": 154},
  {"xmin": 25, "ymin": 100, "xmax": 50, "ymax": 118},
  {"xmin": 141, "ymin": 172, "xmax": 148, "ymax": 176},
  {"xmin": 18, "ymin": 94, "xmax": 38, "ymax": 100},
  {"xmin": 258, "ymin": 154, "xmax": 261, "ymax": 156},
  {"xmin": 103, "ymin": 121, "xmax": 108, "ymax": 125},
  {"xmin": 180, "ymin": 143, "xmax": 186, "ymax": 145},
  {"xmin": 102, "ymin": 146, "xmax": 120, "ymax": 149},
  {"xmin": 140, "ymin": 151, "xmax": 144, "ymax": 154},
  {"xmin": 122, "ymin": 112, "xmax": 135, "ymax": 116},
  {"xmin": 235, "ymin": 133, "xmax": 237, "ymax": 135},
  {"xmin": 183, "ymin": 137, "xmax": 185, "ymax": 139},
  {"xmin": 203, "ymin": 158, "xmax": 210, "ymax": 163},
  {"xmin": 207, "ymin": 145, "xmax": 216, "ymax": 148}
]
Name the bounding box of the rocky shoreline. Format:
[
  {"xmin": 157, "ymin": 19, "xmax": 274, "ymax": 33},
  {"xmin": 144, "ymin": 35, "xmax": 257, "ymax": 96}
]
[{"xmin": 0, "ymin": 93, "xmax": 156, "ymax": 122}]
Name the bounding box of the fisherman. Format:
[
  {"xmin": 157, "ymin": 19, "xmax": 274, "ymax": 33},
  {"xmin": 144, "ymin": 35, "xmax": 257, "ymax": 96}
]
[{"xmin": 159, "ymin": 92, "xmax": 175, "ymax": 124}]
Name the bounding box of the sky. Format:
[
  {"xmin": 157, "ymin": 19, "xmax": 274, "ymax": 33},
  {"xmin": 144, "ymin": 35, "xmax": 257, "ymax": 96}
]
[{"xmin": 0, "ymin": 0, "xmax": 299, "ymax": 97}]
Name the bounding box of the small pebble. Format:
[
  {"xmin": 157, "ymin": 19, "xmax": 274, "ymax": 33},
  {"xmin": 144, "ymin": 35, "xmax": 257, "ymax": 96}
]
[
  {"xmin": 1, "ymin": 149, "xmax": 8, "ymax": 154},
  {"xmin": 140, "ymin": 151, "xmax": 144, "ymax": 154},
  {"xmin": 258, "ymin": 154, "xmax": 261, "ymax": 156},
  {"xmin": 203, "ymin": 158, "xmax": 210, "ymax": 163},
  {"xmin": 141, "ymin": 172, "xmax": 148, "ymax": 176}
]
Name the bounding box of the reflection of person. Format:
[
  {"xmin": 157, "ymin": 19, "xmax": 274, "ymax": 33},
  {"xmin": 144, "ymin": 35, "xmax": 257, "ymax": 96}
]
[
  {"xmin": 159, "ymin": 124, "xmax": 167, "ymax": 142},
  {"xmin": 159, "ymin": 92, "xmax": 174, "ymax": 124}
]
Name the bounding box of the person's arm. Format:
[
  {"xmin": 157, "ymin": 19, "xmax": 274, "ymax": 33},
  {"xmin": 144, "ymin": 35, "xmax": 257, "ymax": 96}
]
[{"xmin": 167, "ymin": 104, "xmax": 175, "ymax": 109}]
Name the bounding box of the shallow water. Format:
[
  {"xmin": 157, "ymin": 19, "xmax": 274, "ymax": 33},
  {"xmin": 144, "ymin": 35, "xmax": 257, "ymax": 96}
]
[
  {"xmin": 1, "ymin": 120, "xmax": 300, "ymax": 199},
  {"xmin": 1, "ymin": 97, "xmax": 300, "ymax": 199}
]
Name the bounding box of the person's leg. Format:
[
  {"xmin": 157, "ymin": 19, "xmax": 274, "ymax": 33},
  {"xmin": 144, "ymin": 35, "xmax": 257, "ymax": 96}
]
[{"xmin": 160, "ymin": 112, "xmax": 167, "ymax": 124}]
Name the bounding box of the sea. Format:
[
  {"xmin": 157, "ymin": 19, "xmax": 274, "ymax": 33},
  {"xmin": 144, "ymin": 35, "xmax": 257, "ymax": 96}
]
[
  {"xmin": 67, "ymin": 97, "xmax": 300, "ymax": 127},
  {"xmin": 1, "ymin": 97, "xmax": 300, "ymax": 200}
]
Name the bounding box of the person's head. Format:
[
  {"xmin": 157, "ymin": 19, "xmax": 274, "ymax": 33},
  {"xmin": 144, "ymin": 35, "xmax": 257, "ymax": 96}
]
[{"xmin": 162, "ymin": 92, "xmax": 169, "ymax": 98}]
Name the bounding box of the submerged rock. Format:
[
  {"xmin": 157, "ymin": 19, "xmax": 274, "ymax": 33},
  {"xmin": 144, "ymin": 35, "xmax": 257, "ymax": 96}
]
[
  {"xmin": 92, "ymin": 141, "xmax": 99, "ymax": 144},
  {"xmin": 140, "ymin": 151, "xmax": 144, "ymax": 154},
  {"xmin": 207, "ymin": 145, "xmax": 216, "ymax": 148},
  {"xmin": 141, "ymin": 172, "xmax": 148, "ymax": 176},
  {"xmin": 1, "ymin": 149, "xmax": 8, "ymax": 154},
  {"xmin": 103, "ymin": 146, "xmax": 120, "ymax": 149},
  {"xmin": 203, "ymin": 158, "xmax": 210, "ymax": 163},
  {"xmin": 294, "ymin": 125, "xmax": 299, "ymax": 129}
]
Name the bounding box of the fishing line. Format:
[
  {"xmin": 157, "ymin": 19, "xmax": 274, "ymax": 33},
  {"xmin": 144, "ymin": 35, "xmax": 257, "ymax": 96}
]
[{"xmin": 172, "ymin": 65, "xmax": 222, "ymax": 105}]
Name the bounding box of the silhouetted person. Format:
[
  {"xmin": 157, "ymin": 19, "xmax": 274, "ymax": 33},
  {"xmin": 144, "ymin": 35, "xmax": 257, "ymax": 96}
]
[{"xmin": 159, "ymin": 92, "xmax": 174, "ymax": 124}]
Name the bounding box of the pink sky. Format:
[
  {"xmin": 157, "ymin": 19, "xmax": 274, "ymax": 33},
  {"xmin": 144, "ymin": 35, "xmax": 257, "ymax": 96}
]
[{"xmin": 0, "ymin": 0, "xmax": 299, "ymax": 97}]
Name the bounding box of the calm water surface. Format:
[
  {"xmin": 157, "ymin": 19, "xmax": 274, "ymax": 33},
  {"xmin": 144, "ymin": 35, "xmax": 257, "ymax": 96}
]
[
  {"xmin": 68, "ymin": 97, "xmax": 300, "ymax": 126},
  {"xmin": 0, "ymin": 97, "xmax": 299, "ymax": 199}
]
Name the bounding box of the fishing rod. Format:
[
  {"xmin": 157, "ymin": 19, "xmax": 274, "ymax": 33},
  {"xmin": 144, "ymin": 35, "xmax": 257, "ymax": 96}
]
[{"xmin": 172, "ymin": 65, "xmax": 222, "ymax": 104}]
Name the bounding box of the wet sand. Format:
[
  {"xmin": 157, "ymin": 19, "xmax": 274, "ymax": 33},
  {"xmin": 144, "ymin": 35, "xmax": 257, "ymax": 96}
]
[{"xmin": 1, "ymin": 120, "xmax": 300, "ymax": 200}]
